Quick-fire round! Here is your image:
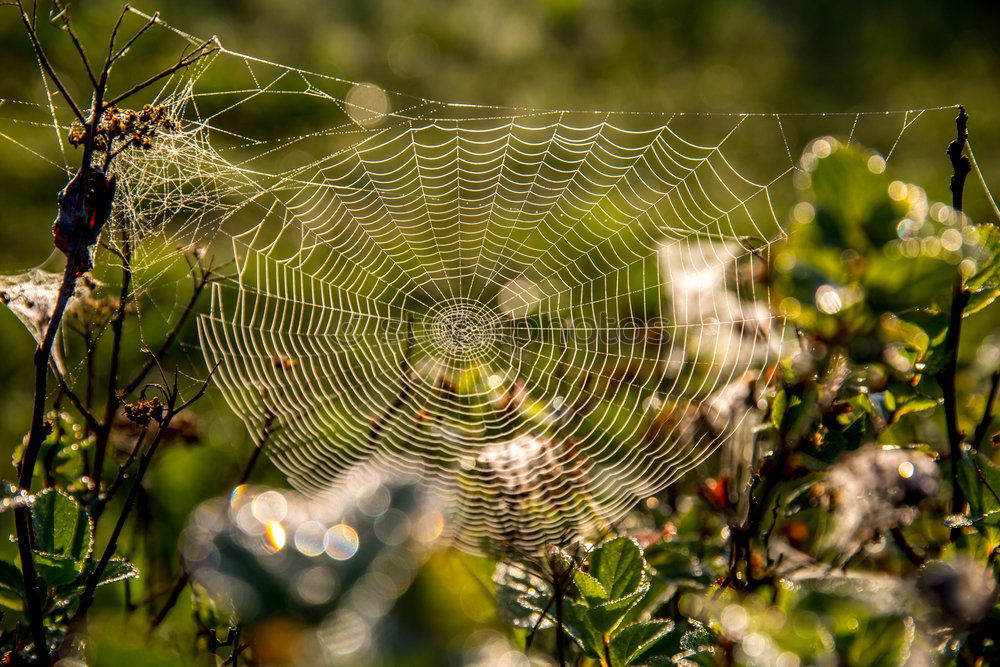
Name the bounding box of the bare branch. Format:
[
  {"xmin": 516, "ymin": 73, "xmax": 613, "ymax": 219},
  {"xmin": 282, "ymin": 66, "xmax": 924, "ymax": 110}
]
[
  {"xmin": 103, "ymin": 40, "xmax": 218, "ymax": 109},
  {"xmin": 177, "ymin": 362, "xmax": 219, "ymax": 413},
  {"xmin": 109, "ymin": 11, "xmax": 159, "ymax": 65},
  {"xmin": 123, "ymin": 256, "xmax": 212, "ymax": 396},
  {"xmin": 105, "ymin": 4, "xmax": 131, "ymax": 64},
  {"xmin": 64, "ymin": 22, "xmax": 98, "ymax": 89},
  {"xmin": 13, "ymin": 0, "xmax": 86, "ymax": 123},
  {"xmin": 973, "ymin": 371, "xmax": 1000, "ymax": 450},
  {"xmin": 51, "ymin": 361, "xmax": 101, "ymax": 431}
]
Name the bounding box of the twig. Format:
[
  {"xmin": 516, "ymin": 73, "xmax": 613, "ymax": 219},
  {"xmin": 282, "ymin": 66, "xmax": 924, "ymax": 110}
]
[
  {"xmin": 51, "ymin": 361, "xmax": 101, "ymax": 432},
  {"xmin": 73, "ymin": 369, "xmax": 215, "ymax": 625},
  {"xmin": 92, "ymin": 230, "xmax": 133, "ymax": 508},
  {"xmin": 98, "ymin": 425, "xmax": 149, "ymax": 514},
  {"xmin": 109, "ymin": 11, "xmax": 159, "ymax": 65},
  {"xmin": 103, "ymin": 40, "xmax": 217, "ymax": 109},
  {"xmin": 63, "ymin": 22, "xmax": 98, "ymax": 89},
  {"xmin": 939, "ymin": 106, "xmax": 972, "ymax": 520},
  {"xmin": 123, "ymin": 256, "xmax": 213, "ymax": 396},
  {"xmin": 972, "ymin": 371, "xmax": 1000, "ymax": 449},
  {"xmin": 12, "ymin": 0, "xmax": 86, "ymax": 123}
]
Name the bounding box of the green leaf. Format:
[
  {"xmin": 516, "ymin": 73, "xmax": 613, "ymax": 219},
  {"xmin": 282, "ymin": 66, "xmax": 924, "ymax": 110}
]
[
  {"xmin": 585, "ymin": 537, "xmax": 650, "ymax": 633},
  {"xmin": 493, "ymin": 561, "xmax": 554, "ymax": 630},
  {"xmin": 964, "ymin": 224, "xmax": 1000, "ymax": 316},
  {"xmin": 561, "ymin": 600, "xmax": 603, "ymax": 659},
  {"xmin": 0, "ymin": 559, "xmax": 25, "ymax": 610},
  {"xmin": 609, "ymin": 620, "xmax": 673, "ymax": 666},
  {"xmin": 57, "ymin": 558, "xmax": 139, "ymax": 598},
  {"xmin": 30, "ymin": 488, "xmax": 92, "ymax": 562},
  {"xmin": 771, "ymin": 389, "xmax": 787, "ymax": 431},
  {"xmin": 957, "ymin": 450, "xmax": 1000, "ymax": 525},
  {"xmin": 34, "ymin": 552, "xmax": 83, "ymax": 587},
  {"xmin": 590, "ymin": 537, "xmax": 645, "ymax": 600},
  {"xmin": 574, "ymin": 570, "xmax": 609, "ymax": 604},
  {"xmin": 890, "ymin": 395, "xmax": 940, "ymax": 422},
  {"xmin": 680, "ymin": 624, "xmax": 712, "ymax": 650}
]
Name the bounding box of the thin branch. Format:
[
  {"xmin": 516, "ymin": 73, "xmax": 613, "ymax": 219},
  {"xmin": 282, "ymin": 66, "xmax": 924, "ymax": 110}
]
[
  {"xmin": 123, "ymin": 258, "xmax": 212, "ymax": 396},
  {"xmin": 105, "ymin": 4, "xmax": 131, "ymax": 65},
  {"xmin": 940, "ymin": 107, "xmax": 972, "ymax": 521},
  {"xmin": 99, "ymin": 425, "xmax": 149, "ymax": 510},
  {"xmin": 13, "ymin": 0, "xmax": 86, "ymax": 124},
  {"xmin": 972, "ymin": 371, "xmax": 1000, "ymax": 450},
  {"xmin": 109, "ymin": 11, "xmax": 159, "ymax": 65},
  {"xmin": 176, "ymin": 365, "xmax": 217, "ymax": 413},
  {"xmin": 64, "ymin": 22, "xmax": 98, "ymax": 89},
  {"xmin": 92, "ymin": 231, "xmax": 133, "ymax": 503},
  {"xmin": 12, "ymin": 262, "xmax": 79, "ymax": 667},
  {"xmin": 51, "ymin": 361, "xmax": 101, "ymax": 432},
  {"xmin": 103, "ymin": 40, "xmax": 218, "ymax": 109},
  {"xmin": 72, "ymin": 413, "xmax": 170, "ymax": 624},
  {"xmin": 75, "ymin": 367, "xmax": 214, "ymax": 625}
]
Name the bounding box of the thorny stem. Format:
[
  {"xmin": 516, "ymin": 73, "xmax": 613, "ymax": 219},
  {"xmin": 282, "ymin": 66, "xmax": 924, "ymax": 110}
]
[{"xmin": 940, "ymin": 106, "xmax": 971, "ymax": 520}]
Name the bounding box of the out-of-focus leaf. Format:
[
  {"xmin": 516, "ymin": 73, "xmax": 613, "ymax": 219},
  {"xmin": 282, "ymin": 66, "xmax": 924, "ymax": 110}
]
[
  {"xmin": 771, "ymin": 389, "xmax": 787, "ymax": 431},
  {"xmin": 964, "ymin": 224, "xmax": 1000, "ymax": 316},
  {"xmin": 493, "ymin": 561, "xmax": 554, "ymax": 631},
  {"xmin": 644, "ymin": 546, "xmax": 714, "ymax": 587},
  {"xmin": 0, "ymin": 559, "xmax": 25, "ymax": 610},
  {"xmin": 957, "ymin": 451, "xmax": 1000, "ymax": 527},
  {"xmin": 839, "ymin": 615, "xmax": 912, "ymax": 667},
  {"xmin": 890, "ymin": 394, "xmax": 940, "ymax": 421}
]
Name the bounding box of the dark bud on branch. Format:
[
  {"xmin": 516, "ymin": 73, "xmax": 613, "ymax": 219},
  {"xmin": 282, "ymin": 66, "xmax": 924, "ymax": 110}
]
[
  {"xmin": 123, "ymin": 397, "xmax": 166, "ymax": 427},
  {"xmin": 68, "ymin": 104, "xmax": 176, "ymax": 153},
  {"xmin": 52, "ymin": 166, "xmax": 116, "ymax": 276}
]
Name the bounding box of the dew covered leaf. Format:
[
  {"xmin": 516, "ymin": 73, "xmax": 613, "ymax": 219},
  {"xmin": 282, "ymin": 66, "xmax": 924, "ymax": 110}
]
[
  {"xmin": 493, "ymin": 561, "xmax": 554, "ymax": 630},
  {"xmin": 608, "ymin": 620, "xmax": 673, "ymax": 666},
  {"xmin": 30, "ymin": 488, "xmax": 92, "ymax": 563}
]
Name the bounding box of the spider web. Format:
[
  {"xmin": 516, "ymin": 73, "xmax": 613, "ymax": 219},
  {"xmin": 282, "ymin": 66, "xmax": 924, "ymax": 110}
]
[{"xmin": 0, "ymin": 10, "xmax": 971, "ymax": 554}]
